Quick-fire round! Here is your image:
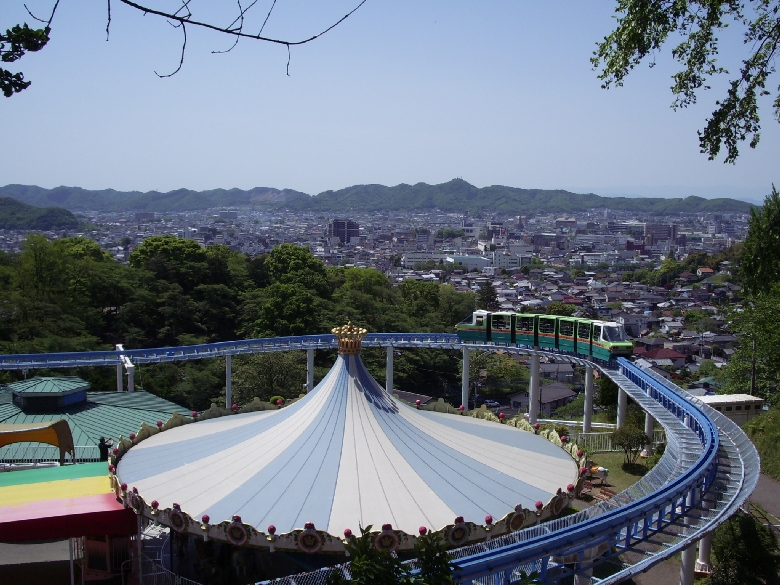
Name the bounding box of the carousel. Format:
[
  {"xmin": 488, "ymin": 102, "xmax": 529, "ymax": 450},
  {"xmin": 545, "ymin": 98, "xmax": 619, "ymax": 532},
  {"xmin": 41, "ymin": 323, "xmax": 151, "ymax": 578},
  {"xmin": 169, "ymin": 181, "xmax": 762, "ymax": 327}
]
[{"xmin": 112, "ymin": 324, "xmax": 582, "ymax": 555}]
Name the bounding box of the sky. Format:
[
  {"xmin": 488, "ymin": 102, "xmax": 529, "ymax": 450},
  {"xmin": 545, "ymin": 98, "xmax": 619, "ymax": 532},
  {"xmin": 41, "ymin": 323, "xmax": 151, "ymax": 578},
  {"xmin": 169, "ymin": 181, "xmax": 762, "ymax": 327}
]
[{"xmin": 1, "ymin": 1, "xmax": 778, "ymax": 203}]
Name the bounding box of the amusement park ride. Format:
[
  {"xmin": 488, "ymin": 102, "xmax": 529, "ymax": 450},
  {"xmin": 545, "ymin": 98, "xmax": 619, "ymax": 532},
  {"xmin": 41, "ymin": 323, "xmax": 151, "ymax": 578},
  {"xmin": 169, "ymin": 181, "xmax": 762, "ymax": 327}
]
[{"xmin": 0, "ymin": 324, "xmax": 759, "ymax": 585}]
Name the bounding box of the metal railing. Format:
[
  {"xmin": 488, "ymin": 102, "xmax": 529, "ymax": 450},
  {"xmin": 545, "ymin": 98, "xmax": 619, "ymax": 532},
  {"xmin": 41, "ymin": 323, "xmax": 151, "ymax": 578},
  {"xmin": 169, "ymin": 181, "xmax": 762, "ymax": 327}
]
[{"xmin": 570, "ymin": 430, "xmax": 667, "ymax": 453}]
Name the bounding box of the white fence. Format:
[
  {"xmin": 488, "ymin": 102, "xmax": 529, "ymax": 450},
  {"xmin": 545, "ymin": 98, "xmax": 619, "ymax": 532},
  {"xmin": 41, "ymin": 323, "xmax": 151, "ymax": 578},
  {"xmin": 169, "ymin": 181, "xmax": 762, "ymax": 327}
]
[{"xmin": 570, "ymin": 430, "xmax": 666, "ymax": 453}]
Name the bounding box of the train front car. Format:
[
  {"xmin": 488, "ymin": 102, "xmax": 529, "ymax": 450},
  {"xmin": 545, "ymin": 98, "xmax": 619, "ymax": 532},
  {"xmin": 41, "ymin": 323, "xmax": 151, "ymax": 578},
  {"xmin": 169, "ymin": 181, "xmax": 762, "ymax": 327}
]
[
  {"xmin": 591, "ymin": 320, "xmax": 633, "ymax": 361},
  {"xmin": 455, "ymin": 310, "xmax": 491, "ymax": 342}
]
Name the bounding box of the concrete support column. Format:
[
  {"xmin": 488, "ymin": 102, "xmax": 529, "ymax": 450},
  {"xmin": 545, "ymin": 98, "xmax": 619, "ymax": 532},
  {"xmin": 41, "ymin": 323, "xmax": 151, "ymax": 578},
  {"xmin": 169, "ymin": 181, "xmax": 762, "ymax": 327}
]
[
  {"xmin": 225, "ymin": 355, "xmax": 232, "ymax": 408},
  {"xmin": 680, "ymin": 493, "xmax": 696, "ymax": 585},
  {"xmin": 574, "ymin": 571, "xmax": 592, "ymax": 585},
  {"xmin": 116, "ymin": 344, "xmax": 124, "ymax": 392},
  {"xmin": 696, "ymin": 498, "xmax": 715, "ymax": 573},
  {"xmin": 583, "ymin": 366, "xmax": 594, "ymax": 433},
  {"xmin": 127, "ymin": 363, "xmax": 135, "ymax": 393},
  {"xmin": 307, "ymin": 349, "xmax": 315, "ymax": 393},
  {"xmin": 529, "ymin": 351, "xmax": 540, "ymax": 424},
  {"xmin": 641, "ymin": 412, "xmax": 655, "ymax": 457},
  {"xmin": 385, "ymin": 347, "xmax": 393, "ymax": 394},
  {"xmin": 461, "ymin": 348, "xmax": 470, "ymax": 412},
  {"xmin": 617, "ymin": 386, "xmax": 628, "ymax": 428}
]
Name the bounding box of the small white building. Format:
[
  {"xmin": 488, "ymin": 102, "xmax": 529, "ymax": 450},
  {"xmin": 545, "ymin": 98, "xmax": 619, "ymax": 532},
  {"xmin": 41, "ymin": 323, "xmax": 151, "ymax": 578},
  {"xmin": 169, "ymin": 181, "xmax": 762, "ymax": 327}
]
[{"xmin": 698, "ymin": 394, "xmax": 765, "ymax": 426}]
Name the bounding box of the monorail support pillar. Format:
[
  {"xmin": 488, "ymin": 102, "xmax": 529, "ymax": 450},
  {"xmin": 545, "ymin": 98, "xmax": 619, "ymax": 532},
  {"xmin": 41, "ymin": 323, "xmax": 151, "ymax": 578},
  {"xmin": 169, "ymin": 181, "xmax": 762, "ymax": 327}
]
[
  {"xmin": 461, "ymin": 348, "xmax": 470, "ymax": 413},
  {"xmin": 386, "ymin": 347, "xmax": 393, "ymax": 394},
  {"xmin": 696, "ymin": 498, "xmax": 715, "ymax": 574},
  {"xmin": 529, "ymin": 351, "xmax": 540, "ymax": 425},
  {"xmin": 307, "ymin": 349, "xmax": 315, "ymax": 393},
  {"xmin": 617, "ymin": 386, "xmax": 628, "ymax": 429},
  {"xmin": 116, "ymin": 344, "xmax": 124, "ymax": 392},
  {"xmin": 641, "ymin": 412, "xmax": 655, "ymax": 457},
  {"xmin": 680, "ymin": 493, "xmax": 697, "ymax": 585},
  {"xmin": 583, "ymin": 366, "xmax": 594, "ymax": 433},
  {"xmin": 225, "ymin": 355, "xmax": 232, "ymax": 408},
  {"xmin": 126, "ymin": 363, "xmax": 135, "ymax": 393}
]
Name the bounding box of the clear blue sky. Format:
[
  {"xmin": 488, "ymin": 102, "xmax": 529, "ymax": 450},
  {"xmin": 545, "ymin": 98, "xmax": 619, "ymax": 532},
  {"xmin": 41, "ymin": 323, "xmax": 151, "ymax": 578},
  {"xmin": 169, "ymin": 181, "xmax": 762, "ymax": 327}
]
[{"xmin": 2, "ymin": 1, "xmax": 777, "ymax": 202}]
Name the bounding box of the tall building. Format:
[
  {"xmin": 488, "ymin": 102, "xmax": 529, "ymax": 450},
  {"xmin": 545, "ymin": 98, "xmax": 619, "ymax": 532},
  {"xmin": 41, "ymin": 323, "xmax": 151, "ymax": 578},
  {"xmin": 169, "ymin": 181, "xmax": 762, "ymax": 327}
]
[
  {"xmin": 328, "ymin": 219, "xmax": 360, "ymax": 244},
  {"xmin": 644, "ymin": 224, "xmax": 678, "ymax": 244}
]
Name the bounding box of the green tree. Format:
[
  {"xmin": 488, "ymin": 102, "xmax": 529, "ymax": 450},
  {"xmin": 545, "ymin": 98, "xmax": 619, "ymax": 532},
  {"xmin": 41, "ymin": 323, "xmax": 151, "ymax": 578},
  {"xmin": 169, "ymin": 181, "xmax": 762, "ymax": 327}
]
[
  {"xmin": 611, "ymin": 425, "xmax": 647, "ymax": 465},
  {"xmin": 546, "ymin": 301, "xmax": 575, "ymax": 316},
  {"xmin": 231, "ymin": 352, "xmax": 307, "ymax": 405},
  {"xmin": 475, "ymin": 281, "xmax": 499, "ymax": 311},
  {"xmin": 241, "ymin": 283, "xmax": 321, "ymax": 337},
  {"xmin": 593, "ymin": 1, "xmax": 780, "ymax": 162},
  {"xmin": 706, "ymin": 509, "xmax": 780, "ymax": 585},
  {"xmin": 742, "ymin": 186, "xmax": 780, "ymax": 295},
  {"xmin": 596, "ymin": 375, "xmax": 620, "ymax": 415},
  {"xmin": 129, "ymin": 235, "xmax": 208, "ymax": 293},
  {"xmin": 263, "ymin": 244, "xmax": 330, "ymax": 298},
  {"xmin": 1, "ymin": 23, "xmax": 50, "ymax": 97}
]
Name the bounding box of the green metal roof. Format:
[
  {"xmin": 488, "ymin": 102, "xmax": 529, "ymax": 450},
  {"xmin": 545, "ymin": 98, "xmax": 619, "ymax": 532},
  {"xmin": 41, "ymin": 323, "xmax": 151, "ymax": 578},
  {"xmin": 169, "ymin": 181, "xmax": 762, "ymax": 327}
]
[
  {"xmin": 0, "ymin": 389, "xmax": 189, "ymax": 462},
  {"xmin": 7, "ymin": 376, "xmax": 89, "ymax": 396}
]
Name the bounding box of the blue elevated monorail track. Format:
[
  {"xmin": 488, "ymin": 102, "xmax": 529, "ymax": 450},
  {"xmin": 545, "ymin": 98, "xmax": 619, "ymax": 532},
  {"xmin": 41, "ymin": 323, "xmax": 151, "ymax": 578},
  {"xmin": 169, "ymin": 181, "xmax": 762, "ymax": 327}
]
[{"xmin": 0, "ymin": 336, "xmax": 758, "ymax": 584}]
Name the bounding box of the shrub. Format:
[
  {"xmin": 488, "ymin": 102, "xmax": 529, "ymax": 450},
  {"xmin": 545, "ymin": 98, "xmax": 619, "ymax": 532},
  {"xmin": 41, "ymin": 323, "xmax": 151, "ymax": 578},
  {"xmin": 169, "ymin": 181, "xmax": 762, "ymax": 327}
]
[{"xmin": 611, "ymin": 425, "xmax": 647, "ymax": 465}]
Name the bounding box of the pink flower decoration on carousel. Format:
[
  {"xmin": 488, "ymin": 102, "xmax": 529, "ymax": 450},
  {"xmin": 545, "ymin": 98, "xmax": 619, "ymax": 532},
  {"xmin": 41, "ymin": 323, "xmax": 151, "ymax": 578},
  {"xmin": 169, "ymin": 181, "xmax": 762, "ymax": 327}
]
[
  {"xmin": 173, "ymin": 503, "xmax": 181, "ymax": 510},
  {"xmin": 419, "ymin": 526, "xmax": 428, "ymax": 535},
  {"xmin": 533, "ymin": 423, "xmax": 540, "ymax": 430},
  {"xmin": 577, "ymin": 449, "xmax": 584, "ymax": 457},
  {"xmin": 192, "ymin": 411, "xmax": 198, "ymax": 419},
  {"xmin": 343, "ymin": 528, "xmax": 352, "ymax": 538},
  {"xmin": 561, "ymin": 435, "xmax": 568, "ymax": 443},
  {"xmin": 112, "ymin": 447, "xmax": 119, "ymax": 456},
  {"xmin": 304, "ymin": 521, "xmax": 315, "ymax": 530},
  {"xmin": 129, "ymin": 433, "xmax": 136, "ymax": 440},
  {"xmin": 120, "ymin": 483, "xmax": 127, "ymax": 491},
  {"xmin": 485, "ymin": 515, "xmax": 493, "ymax": 525},
  {"xmin": 156, "ymin": 420, "xmax": 163, "ymax": 428},
  {"xmin": 499, "ymin": 412, "xmax": 505, "ymax": 420},
  {"xmin": 151, "ymin": 500, "xmax": 159, "ymax": 510},
  {"xmin": 232, "ymin": 515, "xmax": 242, "ymax": 523},
  {"xmin": 459, "ymin": 405, "xmax": 465, "ymax": 412},
  {"xmin": 454, "ymin": 516, "xmax": 464, "ymax": 524},
  {"xmin": 108, "ymin": 464, "xmax": 115, "ymax": 473},
  {"xmin": 276, "ymin": 399, "xmax": 283, "ymax": 406},
  {"xmin": 415, "ymin": 400, "xmax": 421, "ymax": 406},
  {"xmin": 202, "ymin": 515, "xmax": 210, "ymax": 524},
  {"xmin": 567, "ymin": 484, "xmax": 575, "ymax": 492},
  {"xmin": 580, "ymin": 466, "xmax": 588, "ymax": 476},
  {"xmin": 535, "ymin": 501, "xmax": 543, "ymax": 510},
  {"xmin": 232, "ymin": 403, "xmax": 238, "ymax": 411},
  {"xmin": 382, "ymin": 523, "xmax": 392, "ymax": 531},
  {"xmin": 268, "ymin": 525, "xmax": 277, "ymax": 535},
  {"xmin": 132, "ymin": 486, "xmax": 138, "ymax": 494}
]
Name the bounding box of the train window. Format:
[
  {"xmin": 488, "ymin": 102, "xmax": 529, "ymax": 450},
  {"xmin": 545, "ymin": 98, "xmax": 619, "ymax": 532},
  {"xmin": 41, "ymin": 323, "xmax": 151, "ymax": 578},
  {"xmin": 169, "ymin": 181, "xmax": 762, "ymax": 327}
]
[
  {"xmin": 539, "ymin": 319, "xmax": 555, "ymax": 334},
  {"xmin": 559, "ymin": 321, "xmax": 573, "ymax": 337},
  {"xmin": 475, "ymin": 316, "xmax": 484, "ymax": 326},
  {"xmin": 603, "ymin": 326, "xmax": 630, "ymax": 342},
  {"xmin": 492, "ymin": 315, "xmax": 509, "ymax": 330},
  {"xmin": 518, "ymin": 317, "xmax": 534, "ymax": 333},
  {"xmin": 735, "ymin": 406, "xmax": 742, "ymax": 411},
  {"xmin": 592, "ymin": 325, "xmax": 602, "ymax": 341},
  {"xmin": 577, "ymin": 322, "xmax": 590, "ymax": 340}
]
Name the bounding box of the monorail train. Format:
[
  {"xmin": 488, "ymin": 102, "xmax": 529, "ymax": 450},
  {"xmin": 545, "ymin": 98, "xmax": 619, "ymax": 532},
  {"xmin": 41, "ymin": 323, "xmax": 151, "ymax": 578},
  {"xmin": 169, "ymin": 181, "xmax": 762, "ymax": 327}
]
[{"xmin": 456, "ymin": 310, "xmax": 634, "ymax": 361}]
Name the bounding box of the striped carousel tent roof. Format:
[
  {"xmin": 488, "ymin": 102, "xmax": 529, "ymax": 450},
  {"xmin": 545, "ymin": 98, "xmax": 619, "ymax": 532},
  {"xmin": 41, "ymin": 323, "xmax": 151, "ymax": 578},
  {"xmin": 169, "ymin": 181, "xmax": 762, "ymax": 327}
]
[{"xmin": 116, "ymin": 331, "xmax": 577, "ymax": 549}]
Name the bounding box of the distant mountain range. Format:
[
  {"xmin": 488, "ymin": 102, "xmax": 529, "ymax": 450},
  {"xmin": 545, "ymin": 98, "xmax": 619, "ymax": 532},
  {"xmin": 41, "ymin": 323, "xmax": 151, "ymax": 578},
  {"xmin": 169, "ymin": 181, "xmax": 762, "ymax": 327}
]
[
  {"xmin": 0, "ymin": 180, "xmax": 755, "ymax": 214},
  {"xmin": 0, "ymin": 197, "xmax": 80, "ymax": 230}
]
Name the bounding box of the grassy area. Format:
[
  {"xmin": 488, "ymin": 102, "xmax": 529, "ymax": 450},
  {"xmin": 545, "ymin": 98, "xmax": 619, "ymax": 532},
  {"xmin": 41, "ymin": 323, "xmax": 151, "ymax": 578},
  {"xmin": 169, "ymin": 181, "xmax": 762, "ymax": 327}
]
[
  {"xmin": 744, "ymin": 405, "xmax": 780, "ymax": 481},
  {"xmin": 587, "ymin": 451, "xmax": 650, "ymax": 492}
]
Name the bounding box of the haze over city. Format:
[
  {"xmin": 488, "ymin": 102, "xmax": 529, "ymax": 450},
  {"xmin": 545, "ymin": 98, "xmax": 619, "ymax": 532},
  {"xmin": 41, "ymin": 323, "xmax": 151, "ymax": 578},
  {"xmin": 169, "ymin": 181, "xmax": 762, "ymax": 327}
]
[{"xmin": 2, "ymin": 1, "xmax": 778, "ymax": 202}]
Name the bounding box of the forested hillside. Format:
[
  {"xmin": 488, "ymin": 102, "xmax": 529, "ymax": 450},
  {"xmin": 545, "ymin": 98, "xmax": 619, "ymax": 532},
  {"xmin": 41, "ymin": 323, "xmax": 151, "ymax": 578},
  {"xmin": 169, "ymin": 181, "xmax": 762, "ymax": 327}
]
[
  {"xmin": 0, "ymin": 197, "xmax": 80, "ymax": 230},
  {"xmin": 0, "ymin": 180, "xmax": 754, "ymax": 213},
  {"xmin": 0, "ymin": 236, "xmax": 474, "ymax": 409}
]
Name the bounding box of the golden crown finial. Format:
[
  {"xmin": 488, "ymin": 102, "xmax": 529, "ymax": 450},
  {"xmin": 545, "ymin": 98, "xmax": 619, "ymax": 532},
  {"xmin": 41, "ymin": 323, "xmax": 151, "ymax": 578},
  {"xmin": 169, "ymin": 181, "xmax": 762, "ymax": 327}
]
[{"xmin": 332, "ymin": 322, "xmax": 368, "ymax": 354}]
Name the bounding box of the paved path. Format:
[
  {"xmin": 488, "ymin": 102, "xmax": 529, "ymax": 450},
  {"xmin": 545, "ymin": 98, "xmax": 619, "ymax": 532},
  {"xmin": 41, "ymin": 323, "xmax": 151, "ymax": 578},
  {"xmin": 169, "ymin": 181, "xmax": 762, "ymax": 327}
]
[{"xmin": 751, "ymin": 473, "xmax": 780, "ymax": 520}]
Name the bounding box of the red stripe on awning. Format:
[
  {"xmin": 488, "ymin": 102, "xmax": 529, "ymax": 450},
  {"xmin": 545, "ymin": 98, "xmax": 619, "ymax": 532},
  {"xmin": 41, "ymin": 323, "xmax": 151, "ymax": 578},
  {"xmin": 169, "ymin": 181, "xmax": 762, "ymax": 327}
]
[{"xmin": 0, "ymin": 493, "xmax": 136, "ymax": 541}]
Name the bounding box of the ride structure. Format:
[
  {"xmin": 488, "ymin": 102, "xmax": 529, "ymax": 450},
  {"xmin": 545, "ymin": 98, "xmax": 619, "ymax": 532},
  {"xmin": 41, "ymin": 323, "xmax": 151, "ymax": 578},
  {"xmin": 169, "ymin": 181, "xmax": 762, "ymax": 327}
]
[{"xmin": 0, "ymin": 331, "xmax": 759, "ymax": 585}]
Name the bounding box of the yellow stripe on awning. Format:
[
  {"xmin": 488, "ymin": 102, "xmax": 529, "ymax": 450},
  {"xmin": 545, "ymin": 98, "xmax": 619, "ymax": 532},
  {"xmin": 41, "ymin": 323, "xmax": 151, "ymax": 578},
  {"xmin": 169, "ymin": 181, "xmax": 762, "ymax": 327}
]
[{"xmin": 0, "ymin": 476, "xmax": 112, "ymax": 507}]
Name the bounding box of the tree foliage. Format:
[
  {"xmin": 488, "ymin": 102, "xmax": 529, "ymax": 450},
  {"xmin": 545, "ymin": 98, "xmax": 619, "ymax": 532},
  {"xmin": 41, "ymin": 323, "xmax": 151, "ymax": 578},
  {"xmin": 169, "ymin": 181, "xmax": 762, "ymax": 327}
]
[
  {"xmin": 475, "ymin": 281, "xmax": 499, "ymax": 311},
  {"xmin": 546, "ymin": 301, "xmax": 575, "ymax": 316},
  {"xmin": 611, "ymin": 424, "xmax": 647, "ymax": 465},
  {"xmin": 705, "ymin": 508, "xmax": 780, "ymax": 585},
  {"xmin": 593, "ymin": 1, "xmax": 780, "ymax": 163}
]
